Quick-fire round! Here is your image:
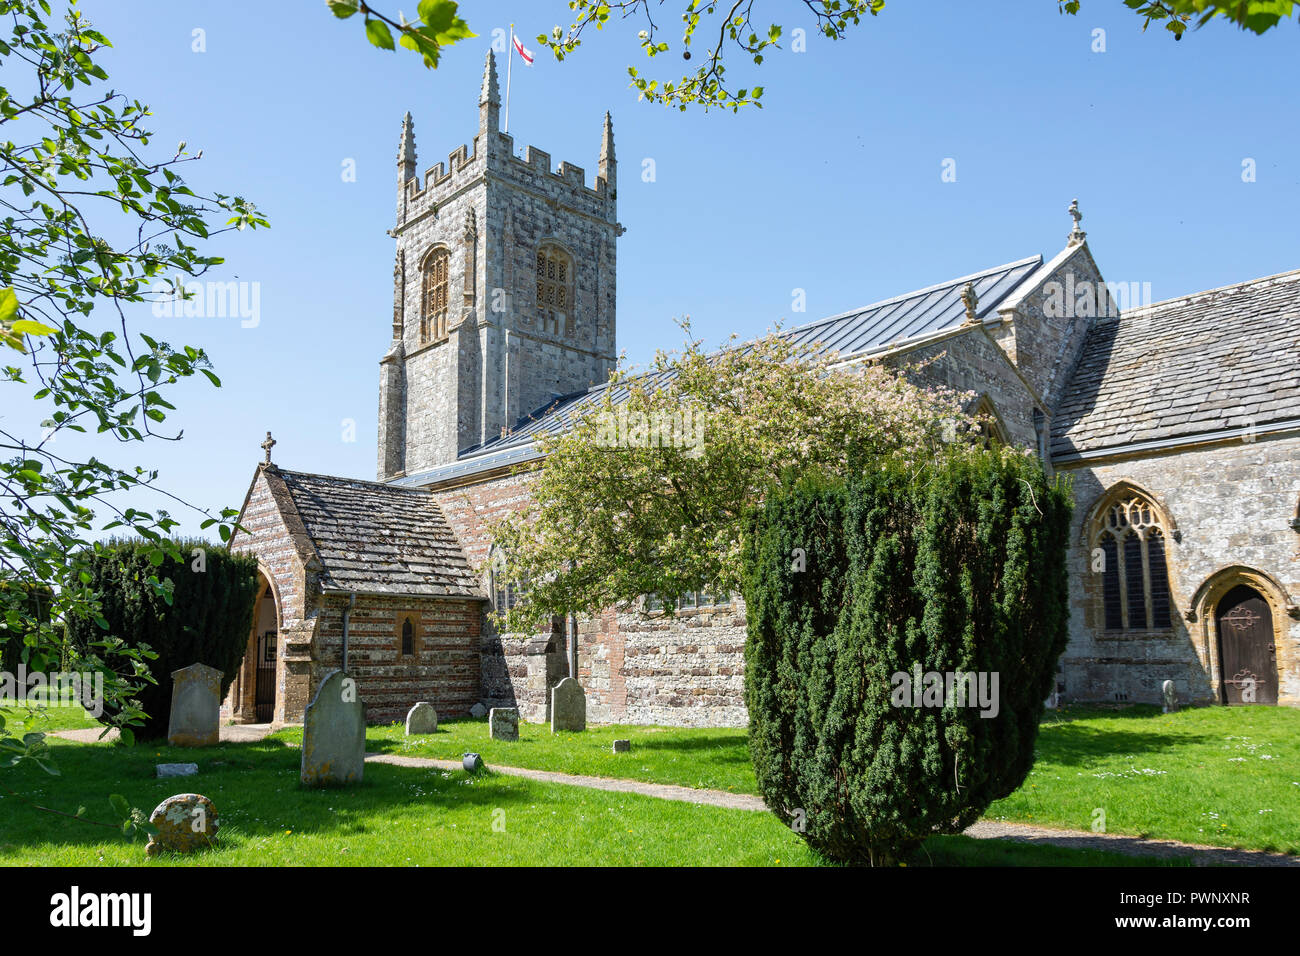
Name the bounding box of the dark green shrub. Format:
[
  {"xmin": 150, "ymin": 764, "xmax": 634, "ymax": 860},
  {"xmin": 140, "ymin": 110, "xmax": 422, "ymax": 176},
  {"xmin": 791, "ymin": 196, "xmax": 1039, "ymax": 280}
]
[
  {"xmin": 0, "ymin": 580, "xmax": 56, "ymax": 678},
  {"xmin": 743, "ymin": 447, "xmax": 1072, "ymax": 865},
  {"xmin": 64, "ymin": 539, "xmax": 259, "ymax": 739}
]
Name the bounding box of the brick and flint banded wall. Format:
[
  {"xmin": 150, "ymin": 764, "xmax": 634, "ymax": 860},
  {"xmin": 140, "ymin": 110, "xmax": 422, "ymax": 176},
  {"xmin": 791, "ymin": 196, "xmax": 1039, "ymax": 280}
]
[
  {"xmin": 432, "ymin": 467, "xmax": 749, "ymax": 727},
  {"xmin": 311, "ymin": 593, "xmax": 483, "ymax": 724}
]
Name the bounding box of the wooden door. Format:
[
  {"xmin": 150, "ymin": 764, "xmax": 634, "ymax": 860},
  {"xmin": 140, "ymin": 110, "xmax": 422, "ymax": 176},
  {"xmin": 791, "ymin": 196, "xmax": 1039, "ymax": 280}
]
[{"xmin": 1216, "ymin": 585, "xmax": 1277, "ymax": 705}]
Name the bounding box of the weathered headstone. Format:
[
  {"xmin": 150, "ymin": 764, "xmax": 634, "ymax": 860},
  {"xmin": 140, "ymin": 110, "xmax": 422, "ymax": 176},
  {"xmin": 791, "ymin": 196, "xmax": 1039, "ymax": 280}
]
[
  {"xmin": 462, "ymin": 752, "xmax": 483, "ymax": 773},
  {"xmin": 145, "ymin": 793, "xmax": 218, "ymax": 856},
  {"xmin": 156, "ymin": 762, "xmax": 198, "ymax": 778},
  {"xmin": 469, "ymin": 702, "xmax": 488, "ymax": 718},
  {"xmin": 167, "ymin": 663, "xmax": 223, "ymax": 747},
  {"xmin": 1161, "ymin": 679, "xmax": 1178, "ymax": 714},
  {"xmin": 405, "ymin": 701, "xmax": 438, "ymax": 735},
  {"xmin": 550, "ymin": 677, "xmax": 586, "ymax": 733},
  {"xmin": 612, "ymin": 739, "xmax": 631, "ymax": 754},
  {"xmin": 489, "ymin": 707, "xmax": 519, "ymax": 741},
  {"xmin": 301, "ymin": 669, "xmax": 365, "ymax": 787}
]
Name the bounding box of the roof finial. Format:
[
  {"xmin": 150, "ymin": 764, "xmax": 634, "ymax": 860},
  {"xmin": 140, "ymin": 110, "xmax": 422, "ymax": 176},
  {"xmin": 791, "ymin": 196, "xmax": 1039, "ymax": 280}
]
[
  {"xmin": 961, "ymin": 282, "xmax": 979, "ymax": 323},
  {"xmin": 1067, "ymin": 198, "xmax": 1086, "ymax": 246},
  {"xmin": 261, "ymin": 431, "xmax": 276, "ymax": 465}
]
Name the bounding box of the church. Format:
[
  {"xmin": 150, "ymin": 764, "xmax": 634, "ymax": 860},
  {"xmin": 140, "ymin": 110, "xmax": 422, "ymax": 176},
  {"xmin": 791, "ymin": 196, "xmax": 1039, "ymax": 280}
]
[{"xmin": 222, "ymin": 50, "xmax": 1300, "ymax": 728}]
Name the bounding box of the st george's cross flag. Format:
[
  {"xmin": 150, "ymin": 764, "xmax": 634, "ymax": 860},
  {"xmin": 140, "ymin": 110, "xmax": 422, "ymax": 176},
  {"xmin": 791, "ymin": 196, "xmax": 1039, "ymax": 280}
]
[{"xmin": 513, "ymin": 32, "xmax": 534, "ymax": 65}]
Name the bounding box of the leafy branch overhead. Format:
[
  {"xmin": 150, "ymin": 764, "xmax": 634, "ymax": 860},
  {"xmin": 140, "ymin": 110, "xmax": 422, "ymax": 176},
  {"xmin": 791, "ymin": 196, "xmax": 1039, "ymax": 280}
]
[
  {"xmin": 332, "ymin": 0, "xmax": 1297, "ymax": 111},
  {"xmin": 327, "ymin": 0, "xmax": 475, "ymax": 67},
  {"xmin": 1, "ymin": 0, "xmax": 262, "ymax": 778}
]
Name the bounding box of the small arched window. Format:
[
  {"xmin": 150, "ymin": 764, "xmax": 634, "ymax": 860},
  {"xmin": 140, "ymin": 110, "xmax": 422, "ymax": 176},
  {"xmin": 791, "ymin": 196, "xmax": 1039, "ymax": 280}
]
[
  {"xmin": 1092, "ymin": 492, "xmax": 1174, "ymax": 631},
  {"xmin": 421, "ymin": 246, "xmax": 451, "ymax": 343},
  {"xmin": 972, "ymin": 395, "xmax": 1009, "ymax": 448},
  {"xmin": 536, "ymin": 244, "xmax": 574, "ymax": 337},
  {"xmin": 399, "ymin": 614, "xmax": 416, "ymax": 657}
]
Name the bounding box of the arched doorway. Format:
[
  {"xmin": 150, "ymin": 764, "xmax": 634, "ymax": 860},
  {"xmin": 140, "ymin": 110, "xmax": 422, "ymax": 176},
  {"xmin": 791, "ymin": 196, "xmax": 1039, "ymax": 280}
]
[
  {"xmin": 230, "ymin": 570, "xmax": 280, "ymax": 724},
  {"xmin": 1216, "ymin": 584, "xmax": 1278, "ymax": 705}
]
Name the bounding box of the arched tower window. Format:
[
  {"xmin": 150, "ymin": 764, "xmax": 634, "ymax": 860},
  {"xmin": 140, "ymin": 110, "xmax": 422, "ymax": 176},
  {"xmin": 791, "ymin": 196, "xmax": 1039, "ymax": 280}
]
[
  {"xmin": 536, "ymin": 244, "xmax": 574, "ymax": 337},
  {"xmin": 1091, "ymin": 492, "xmax": 1174, "ymax": 631},
  {"xmin": 421, "ymin": 246, "xmax": 451, "ymax": 343}
]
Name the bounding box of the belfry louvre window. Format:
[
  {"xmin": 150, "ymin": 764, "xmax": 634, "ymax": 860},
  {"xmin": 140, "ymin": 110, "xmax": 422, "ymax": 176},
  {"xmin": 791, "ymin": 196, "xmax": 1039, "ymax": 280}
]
[
  {"xmin": 1093, "ymin": 494, "xmax": 1173, "ymax": 631},
  {"xmin": 536, "ymin": 245, "xmax": 573, "ymax": 336},
  {"xmin": 421, "ymin": 246, "xmax": 451, "ymax": 342}
]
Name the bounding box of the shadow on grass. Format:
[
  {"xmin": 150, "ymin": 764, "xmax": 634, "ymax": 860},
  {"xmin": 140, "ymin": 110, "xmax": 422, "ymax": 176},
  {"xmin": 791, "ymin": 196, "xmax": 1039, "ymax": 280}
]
[
  {"xmin": 1034, "ymin": 722, "xmax": 1215, "ymax": 768},
  {"xmin": 0, "ymin": 735, "xmax": 532, "ymax": 855}
]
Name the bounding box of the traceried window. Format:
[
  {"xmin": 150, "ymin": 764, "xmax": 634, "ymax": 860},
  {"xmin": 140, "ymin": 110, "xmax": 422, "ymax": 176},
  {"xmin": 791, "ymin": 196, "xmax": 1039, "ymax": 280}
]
[
  {"xmin": 421, "ymin": 246, "xmax": 451, "ymax": 343},
  {"xmin": 535, "ymin": 244, "xmax": 574, "ymax": 337},
  {"xmin": 1092, "ymin": 493, "xmax": 1173, "ymax": 631},
  {"xmin": 487, "ymin": 546, "xmax": 527, "ymax": 616}
]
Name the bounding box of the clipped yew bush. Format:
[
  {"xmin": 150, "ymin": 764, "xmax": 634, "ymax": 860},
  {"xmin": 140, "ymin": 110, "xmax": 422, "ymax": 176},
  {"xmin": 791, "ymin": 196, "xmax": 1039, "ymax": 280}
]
[
  {"xmin": 742, "ymin": 446, "xmax": 1072, "ymax": 865},
  {"xmin": 64, "ymin": 539, "xmax": 259, "ymax": 739}
]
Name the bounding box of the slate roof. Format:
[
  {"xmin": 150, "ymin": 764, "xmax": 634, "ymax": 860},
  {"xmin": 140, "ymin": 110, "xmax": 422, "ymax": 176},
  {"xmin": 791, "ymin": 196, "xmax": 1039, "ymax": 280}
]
[
  {"xmin": 273, "ymin": 468, "xmax": 481, "ymax": 598},
  {"xmin": 457, "ymin": 255, "xmax": 1043, "ymax": 459},
  {"xmin": 1051, "ymin": 269, "xmax": 1300, "ymax": 458}
]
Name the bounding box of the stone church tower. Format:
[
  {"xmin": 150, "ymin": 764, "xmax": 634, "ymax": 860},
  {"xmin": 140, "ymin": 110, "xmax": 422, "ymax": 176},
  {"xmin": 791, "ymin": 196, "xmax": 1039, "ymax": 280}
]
[{"xmin": 377, "ymin": 50, "xmax": 620, "ymax": 480}]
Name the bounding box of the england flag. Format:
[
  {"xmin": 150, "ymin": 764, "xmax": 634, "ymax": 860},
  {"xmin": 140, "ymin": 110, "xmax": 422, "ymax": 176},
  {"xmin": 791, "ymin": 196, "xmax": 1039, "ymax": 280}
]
[{"xmin": 513, "ymin": 33, "xmax": 534, "ymax": 65}]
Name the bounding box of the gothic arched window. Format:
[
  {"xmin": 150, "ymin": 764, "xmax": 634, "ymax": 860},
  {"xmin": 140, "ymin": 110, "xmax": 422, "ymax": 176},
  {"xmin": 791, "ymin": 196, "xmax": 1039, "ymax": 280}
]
[
  {"xmin": 536, "ymin": 244, "xmax": 574, "ymax": 337},
  {"xmin": 1091, "ymin": 492, "xmax": 1174, "ymax": 631},
  {"xmin": 421, "ymin": 246, "xmax": 451, "ymax": 343}
]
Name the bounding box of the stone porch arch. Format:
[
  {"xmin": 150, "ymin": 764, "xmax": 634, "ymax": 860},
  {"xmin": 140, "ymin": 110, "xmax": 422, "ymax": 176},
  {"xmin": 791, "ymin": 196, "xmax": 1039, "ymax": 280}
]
[
  {"xmin": 1188, "ymin": 565, "xmax": 1297, "ymax": 707},
  {"xmin": 229, "ymin": 564, "xmax": 283, "ymax": 724}
]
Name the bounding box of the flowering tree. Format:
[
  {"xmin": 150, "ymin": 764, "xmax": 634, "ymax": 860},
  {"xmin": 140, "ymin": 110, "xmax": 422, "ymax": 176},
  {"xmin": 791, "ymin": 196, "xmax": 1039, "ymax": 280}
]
[{"xmin": 489, "ymin": 323, "xmax": 973, "ymax": 632}]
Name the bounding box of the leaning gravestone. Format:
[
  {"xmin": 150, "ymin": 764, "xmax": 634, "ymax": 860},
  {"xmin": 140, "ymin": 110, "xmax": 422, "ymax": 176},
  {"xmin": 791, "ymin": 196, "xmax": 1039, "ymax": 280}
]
[
  {"xmin": 301, "ymin": 669, "xmax": 365, "ymax": 787},
  {"xmin": 167, "ymin": 663, "xmax": 223, "ymax": 747},
  {"xmin": 145, "ymin": 793, "xmax": 218, "ymax": 856},
  {"xmin": 405, "ymin": 701, "xmax": 438, "ymax": 735},
  {"xmin": 550, "ymin": 677, "xmax": 586, "ymax": 733},
  {"xmin": 489, "ymin": 707, "xmax": 519, "ymax": 741}
]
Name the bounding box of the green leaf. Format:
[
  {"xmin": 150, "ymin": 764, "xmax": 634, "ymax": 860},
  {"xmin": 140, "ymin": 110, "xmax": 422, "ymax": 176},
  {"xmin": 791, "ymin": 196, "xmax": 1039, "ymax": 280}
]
[
  {"xmin": 0, "ymin": 287, "xmax": 17, "ymax": 323},
  {"xmin": 365, "ymin": 19, "xmax": 396, "ymax": 50},
  {"xmin": 327, "ymin": 0, "xmax": 359, "ymax": 18},
  {"xmin": 109, "ymin": 793, "xmax": 130, "ymax": 818}
]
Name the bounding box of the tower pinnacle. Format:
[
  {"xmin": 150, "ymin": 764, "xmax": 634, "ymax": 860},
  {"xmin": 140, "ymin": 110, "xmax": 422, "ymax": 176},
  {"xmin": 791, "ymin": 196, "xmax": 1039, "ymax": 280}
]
[{"xmin": 480, "ymin": 48, "xmax": 500, "ymax": 133}]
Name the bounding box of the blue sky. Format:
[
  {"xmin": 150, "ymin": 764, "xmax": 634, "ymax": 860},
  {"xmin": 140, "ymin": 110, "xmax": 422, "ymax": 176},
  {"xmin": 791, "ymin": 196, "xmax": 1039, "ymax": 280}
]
[{"xmin": 23, "ymin": 1, "xmax": 1300, "ymax": 538}]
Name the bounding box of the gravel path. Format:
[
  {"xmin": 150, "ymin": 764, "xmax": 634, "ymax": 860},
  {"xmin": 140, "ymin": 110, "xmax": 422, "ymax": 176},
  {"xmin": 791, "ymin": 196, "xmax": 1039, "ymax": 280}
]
[
  {"xmin": 48, "ymin": 723, "xmax": 275, "ymax": 744},
  {"xmin": 364, "ymin": 753, "xmax": 768, "ymax": 811}
]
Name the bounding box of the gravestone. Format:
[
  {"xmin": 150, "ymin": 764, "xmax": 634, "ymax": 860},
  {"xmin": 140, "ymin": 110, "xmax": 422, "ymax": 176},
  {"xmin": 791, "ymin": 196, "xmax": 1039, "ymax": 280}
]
[
  {"xmin": 612, "ymin": 739, "xmax": 631, "ymax": 754},
  {"xmin": 469, "ymin": 702, "xmax": 488, "ymax": 718},
  {"xmin": 405, "ymin": 701, "xmax": 438, "ymax": 735},
  {"xmin": 462, "ymin": 753, "xmax": 483, "ymax": 772},
  {"xmin": 489, "ymin": 707, "xmax": 519, "ymax": 741},
  {"xmin": 301, "ymin": 670, "xmax": 365, "ymax": 787},
  {"xmin": 1161, "ymin": 679, "xmax": 1178, "ymax": 714},
  {"xmin": 144, "ymin": 793, "xmax": 218, "ymax": 856},
  {"xmin": 156, "ymin": 763, "xmax": 198, "ymax": 779},
  {"xmin": 167, "ymin": 663, "xmax": 223, "ymax": 747},
  {"xmin": 550, "ymin": 677, "xmax": 586, "ymax": 733}
]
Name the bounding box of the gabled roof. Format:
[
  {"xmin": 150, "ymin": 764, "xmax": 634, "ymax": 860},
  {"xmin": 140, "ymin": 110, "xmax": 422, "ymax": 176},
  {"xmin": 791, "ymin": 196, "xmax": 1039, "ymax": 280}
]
[
  {"xmin": 434, "ymin": 255, "xmax": 1042, "ymax": 469},
  {"xmin": 1051, "ymin": 269, "xmax": 1300, "ymax": 459},
  {"xmin": 268, "ymin": 467, "xmax": 481, "ymax": 598}
]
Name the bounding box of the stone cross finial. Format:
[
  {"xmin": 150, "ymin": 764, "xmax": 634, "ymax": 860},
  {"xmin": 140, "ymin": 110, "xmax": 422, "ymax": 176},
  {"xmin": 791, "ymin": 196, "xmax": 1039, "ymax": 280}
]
[
  {"xmin": 261, "ymin": 431, "xmax": 276, "ymax": 464},
  {"xmin": 1067, "ymin": 198, "xmax": 1087, "ymax": 246},
  {"xmin": 960, "ymin": 282, "xmax": 979, "ymax": 323}
]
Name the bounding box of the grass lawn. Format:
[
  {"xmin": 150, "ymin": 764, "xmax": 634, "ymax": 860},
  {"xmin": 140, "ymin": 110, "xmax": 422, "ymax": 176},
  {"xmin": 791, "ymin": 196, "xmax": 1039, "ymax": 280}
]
[
  {"xmin": 0, "ymin": 701, "xmax": 102, "ymax": 734},
  {"xmin": 0, "ymin": 735, "xmax": 1182, "ymax": 866},
  {"xmin": 276, "ymin": 718, "xmax": 756, "ymax": 795},
  {"xmin": 300, "ymin": 705, "xmax": 1299, "ymax": 857},
  {"xmin": 987, "ymin": 704, "xmax": 1300, "ymax": 855}
]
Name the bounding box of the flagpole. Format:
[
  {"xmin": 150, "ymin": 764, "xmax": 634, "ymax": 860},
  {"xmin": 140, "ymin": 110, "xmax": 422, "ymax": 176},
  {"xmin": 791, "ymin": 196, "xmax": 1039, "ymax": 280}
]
[{"xmin": 505, "ymin": 23, "xmax": 513, "ymax": 135}]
